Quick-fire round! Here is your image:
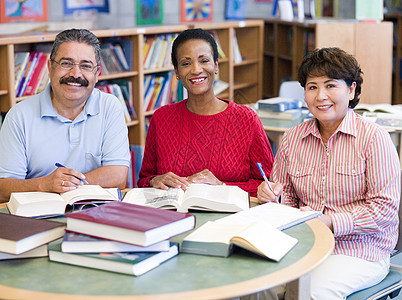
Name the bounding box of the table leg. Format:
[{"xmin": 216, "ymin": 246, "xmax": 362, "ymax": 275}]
[{"xmin": 286, "ymin": 273, "xmax": 310, "ymax": 300}]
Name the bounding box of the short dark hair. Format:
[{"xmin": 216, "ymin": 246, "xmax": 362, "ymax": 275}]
[
  {"xmin": 171, "ymin": 28, "xmax": 219, "ymax": 69},
  {"xmin": 298, "ymin": 47, "xmax": 363, "ymax": 108},
  {"xmin": 50, "ymin": 28, "xmax": 101, "ymax": 66}
]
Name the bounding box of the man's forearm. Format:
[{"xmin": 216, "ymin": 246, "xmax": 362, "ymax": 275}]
[
  {"xmin": 84, "ymin": 165, "xmax": 129, "ymax": 190},
  {"xmin": 0, "ymin": 177, "xmax": 45, "ymax": 203}
]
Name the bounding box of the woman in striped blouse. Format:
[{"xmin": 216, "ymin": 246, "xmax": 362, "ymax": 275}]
[{"xmin": 258, "ymin": 47, "xmax": 400, "ymax": 299}]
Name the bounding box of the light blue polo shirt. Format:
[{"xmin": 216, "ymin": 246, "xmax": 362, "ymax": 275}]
[{"xmin": 0, "ymin": 84, "xmax": 130, "ymax": 179}]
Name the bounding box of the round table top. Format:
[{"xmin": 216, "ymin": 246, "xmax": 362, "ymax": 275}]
[{"xmin": 0, "ymin": 210, "xmax": 334, "ymax": 299}]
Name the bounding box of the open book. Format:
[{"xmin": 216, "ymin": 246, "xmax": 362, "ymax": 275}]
[
  {"xmin": 362, "ymin": 112, "xmax": 402, "ymax": 131},
  {"xmin": 181, "ymin": 221, "xmax": 298, "ymax": 261},
  {"xmin": 123, "ymin": 184, "xmax": 249, "ymax": 213},
  {"xmin": 7, "ymin": 185, "xmax": 120, "ymax": 218},
  {"xmin": 354, "ymin": 103, "xmax": 402, "ymax": 114}
]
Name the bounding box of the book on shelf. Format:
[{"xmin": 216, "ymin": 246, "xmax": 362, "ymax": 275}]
[
  {"xmin": 0, "ymin": 213, "xmax": 65, "ymax": 255},
  {"xmin": 24, "ymin": 53, "xmax": 49, "ymax": 96},
  {"xmin": 66, "ymin": 201, "xmax": 195, "ymax": 247},
  {"xmin": 233, "ymin": 31, "xmax": 243, "ymax": 63},
  {"xmin": 0, "ymin": 244, "xmax": 48, "ymax": 260},
  {"xmin": 123, "ymin": 183, "xmax": 250, "ymax": 213},
  {"xmin": 128, "ymin": 144, "xmax": 144, "ymax": 189},
  {"xmin": 7, "ymin": 185, "xmax": 120, "ymax": 218},
  {"xmin": 16, "ymin": 52, "xmax": 40, "ymax": 97},
  {"xmin": 257, "ymin": 97, "xmax": 304, "ymax": 112},
  {"xmin": 49, "ymin": 240, "xmax": 179, "ymax": 276},
  {"xmin": 362, "ymin": 112, "xmax": 402, "ymax": 131},
  {"xmin": 208, "ymin": 30, "xmax": 226, "ymax": 58},
  {"xmin": 106, "ymin": 37, "xmax": 133, "ymax": 70},
  {"xmin": 181, "ymin": 220, "xmax": 298, "ymax": 261},
  {"xmin": 354, "ymin": 103, "xmax": 402, "ymax": 114},
  {"xmin": 61, "ymin": 232, "xmax": 171, "ymax": 253},
  {"xmin": 214, "ymin": 80, "xmax": 229, "ymax": 96},
  {"xmin": 14, "ymin": 52, "xmax": 30, "ymax": 92}
]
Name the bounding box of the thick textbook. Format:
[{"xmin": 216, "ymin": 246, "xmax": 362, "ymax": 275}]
[
  {"xmin": 66, "ymin": 201, "xmax": 195, "ymax": 247},
  {"xmin": 123, "ymin": 184, "xmax": 250, "ymax": 213},
  {"xmin": 0, "ymin": 244, "xmax": 48, "ymax": 260},
  {"xmin": 181, "ymin": 221, "xmax": 298, "ymax": 261},
  {"xmin": 61, "ymin": 232, "xmax": 171, "ymax": 253},
  {"xmin": 0, "ymin": 213, "xmax": 65, "ymax": 255},
  {"xmin": 49, "ymin": 240, "xmax": 179, "ymax": 276},
  {"xmin": 7, "ymin": 185, "xmax": 120, "ymax": 218}
]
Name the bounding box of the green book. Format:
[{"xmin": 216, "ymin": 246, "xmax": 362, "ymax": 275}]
[{"xmin": 48, "ymin": 240, "xmax": 179, "ymax": 276}]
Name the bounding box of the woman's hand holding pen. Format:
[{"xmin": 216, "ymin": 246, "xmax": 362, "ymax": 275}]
[{"xmin": 257, "ymin": 181, "xmax": 283, "ymax": 204}]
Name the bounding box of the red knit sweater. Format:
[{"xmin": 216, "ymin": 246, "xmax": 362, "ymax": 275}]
[{"xmin": 138, "ymin": 99, "xmax": 274, "ymax": 197}]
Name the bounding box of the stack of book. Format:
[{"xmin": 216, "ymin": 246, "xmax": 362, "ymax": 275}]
[
  {"xmin": 256, "ymin": 97, "xmax": 307, "ymax": 128},
  {"xmin": 0, "ymin": 213, "xmax": 65, "ymax": 260},
  {"xmin": 48, "ymin": 201, "xmax": 195, "ymax": 276}
]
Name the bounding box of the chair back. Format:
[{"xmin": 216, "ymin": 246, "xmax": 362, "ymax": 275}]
[{"xmin": 278, "ymin": 81, "xmax": 305, "ymax": 100}]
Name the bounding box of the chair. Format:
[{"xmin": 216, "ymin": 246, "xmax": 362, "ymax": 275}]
[
  {"xmin": 278, "ymin": 81, "xmax": 305, "ymax": 100},
  {"xmin": 347, "ymin": 170, "xmax": 402, "ymax": 300}
]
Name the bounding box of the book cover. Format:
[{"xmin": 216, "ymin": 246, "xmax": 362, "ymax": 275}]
[
  {"xmin": 49, "ymin": 240, "xmax": 179, "ymax": 276},
  {"xmin": 61, "ymin": 232, "xmax": 171, "ymax": 253},
  {"xmin": 66, "ymin": 201, "xmax": 195, "ymax": 247},
  {"xmin": 0, "ymin": 213, "xmax": 65, "ymax": 255}
]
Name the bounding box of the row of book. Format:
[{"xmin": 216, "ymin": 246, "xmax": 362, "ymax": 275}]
[
  {"xmin": 14, "ymin": 51, "xmax": 50, "ymax": 97},
  {"xmin": 100, "ymin": 43, "xmax": 130, "ymax": 75},
  {"xmin": 143, "ymin": 71, "xmax": 179, "ymax": 112},
  {"xmin": 143, "ymin": 33, "xmax": 178, "ymax": 70},
  {"xmin": 97, "ymin": 80, "xmax": 136, "ymax": 122},
  {"xmin": 1, "ymin": 201, "xmax": 195, "ymax": 276}
]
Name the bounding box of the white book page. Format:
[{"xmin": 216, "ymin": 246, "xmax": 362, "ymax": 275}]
[
  {"xmin": 232, "ymin": 222, "xmax": 298, "ymax": 261},
  {"xmin": 8, "ymin": 192, "xmax": 65, "ymax": 217},
  {"xmin": 184, "ymin": 221, "xmax": 247, "ymax": 244},
  {"xmin": 181, "ymin": 184, "xmax": 249, "ymax": 212},
  {"xmin": 60, "ymin": 185, "xmax": 117, "ymax": 204},
  {"xmin": 123, "ymin": 187, "xmax": 185, "ymax": 209},
  {"xmin": 217, "ymin": 202, "xmax": 321, "ymax": 229}
]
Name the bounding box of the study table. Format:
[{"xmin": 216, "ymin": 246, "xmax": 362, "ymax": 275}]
[{"xmin": 0, "ymin": 203, "xmax": 334, "ymax": 300}]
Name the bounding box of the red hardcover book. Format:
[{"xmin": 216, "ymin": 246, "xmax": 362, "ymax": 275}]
[
  {"xmin": 24, "ymin": 54, "xmax": 49, "ymax": 96},
  {"xmin": 0, "ymin": 213, "xmax": 66, "ymax": 255},
  {"xmin": 66, "ymin": 201, "xmax": 195, "ymax": 247}
]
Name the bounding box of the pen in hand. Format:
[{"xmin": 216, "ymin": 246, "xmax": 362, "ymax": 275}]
[
  {"xmin": 55, "ymin": 163, "xmax": 88, "ymax": 184},
  {"xmin": 257, "ymin": 162, "xmax": 278, "ymax": 203}
]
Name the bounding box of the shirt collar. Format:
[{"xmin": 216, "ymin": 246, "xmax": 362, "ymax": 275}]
[
  {"xmin": 301, "ymin": 108, "xmax": 357, "ymax": 141},
  {"xmin": 40, "ymin": 84, "xmax": 100, "ymax": 122}
]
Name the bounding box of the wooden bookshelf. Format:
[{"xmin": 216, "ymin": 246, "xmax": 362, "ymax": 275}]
[
  {"xmin": 262, "ymin": 18, "xmax": 394, "ymax": 105},
  {"xmin": 0, "ymin": 21, "xmax": 265, "ymax": 146},
  {"xmin": 385, "ymin": 14, "xmax": 402, "ymax": 105}
]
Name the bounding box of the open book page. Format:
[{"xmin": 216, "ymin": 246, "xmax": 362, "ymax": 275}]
[
  {"xmin": 362, "ymin": 112, "xmax": 402, "ymax": 130},
  {"xmin": 123, "ymin": 187, "xmax": 185, "ymax": 209},
  {"xmin": 216, "ymin": 202, "xmax": 321, "ymax": 230},
  {"xmin": 7, "ymin": 192, "xmax": 66, "ymax": 217},
  {"xmin": 231, "ymin": 222, "xmax": 298, "ymax": 262},
  {"xmin": 60, "ymin": 185, "xmax": 119, "ymax": 205},
  {"xmin": 354, "ymin": 103, "xmax": 402, "ymax": 114},
  {"xmin": 179, "ymin": 184, "xmax": 249, "ymax": 213}
]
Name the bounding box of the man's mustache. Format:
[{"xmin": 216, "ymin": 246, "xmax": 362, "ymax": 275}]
[{"xmin": 59, "ymin": 76, "xmax": 89, "ymax": 87}]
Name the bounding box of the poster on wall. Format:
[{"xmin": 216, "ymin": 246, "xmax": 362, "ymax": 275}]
[
  {"xmin": 181, "ymin": 0, "xmax": 213, "ymax": 23},
  {"xmin": 225, "ymin": 0, "xmax": 246, "ymax": 20},
  {"xmin": 136, "ymin": 0, "xmax": 163, "ymax": 25},
  {"xmin": 63, "ymin": 0, "xmax": 109, "ymax": 15},
  {"xmin": 0, "ymin": 0, "xmax": 48, "ymax": 23}
]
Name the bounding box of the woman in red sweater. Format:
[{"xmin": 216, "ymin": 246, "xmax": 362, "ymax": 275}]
[{"xmin": 137, "ymin": 28, "xmax": 274, "ymax": 197}]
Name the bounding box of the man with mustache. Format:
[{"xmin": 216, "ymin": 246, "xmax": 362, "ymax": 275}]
[{"xmin": 0, "ymin": 29, "xmax": 130, "ymax": 202}]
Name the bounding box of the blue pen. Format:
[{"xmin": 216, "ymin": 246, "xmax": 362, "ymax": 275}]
[
  {"xmin": 55, "ymin": 163, "xmax": 89, "ymax": 184},
  {"xmin": 257, "ymin": 162, "xmax": 274, "ymax": 193}
]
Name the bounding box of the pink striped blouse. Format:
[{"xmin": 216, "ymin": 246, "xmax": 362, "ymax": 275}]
[{"xmin": 272, "ymin": 109, "xmax": 400, "ymax": 261}]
